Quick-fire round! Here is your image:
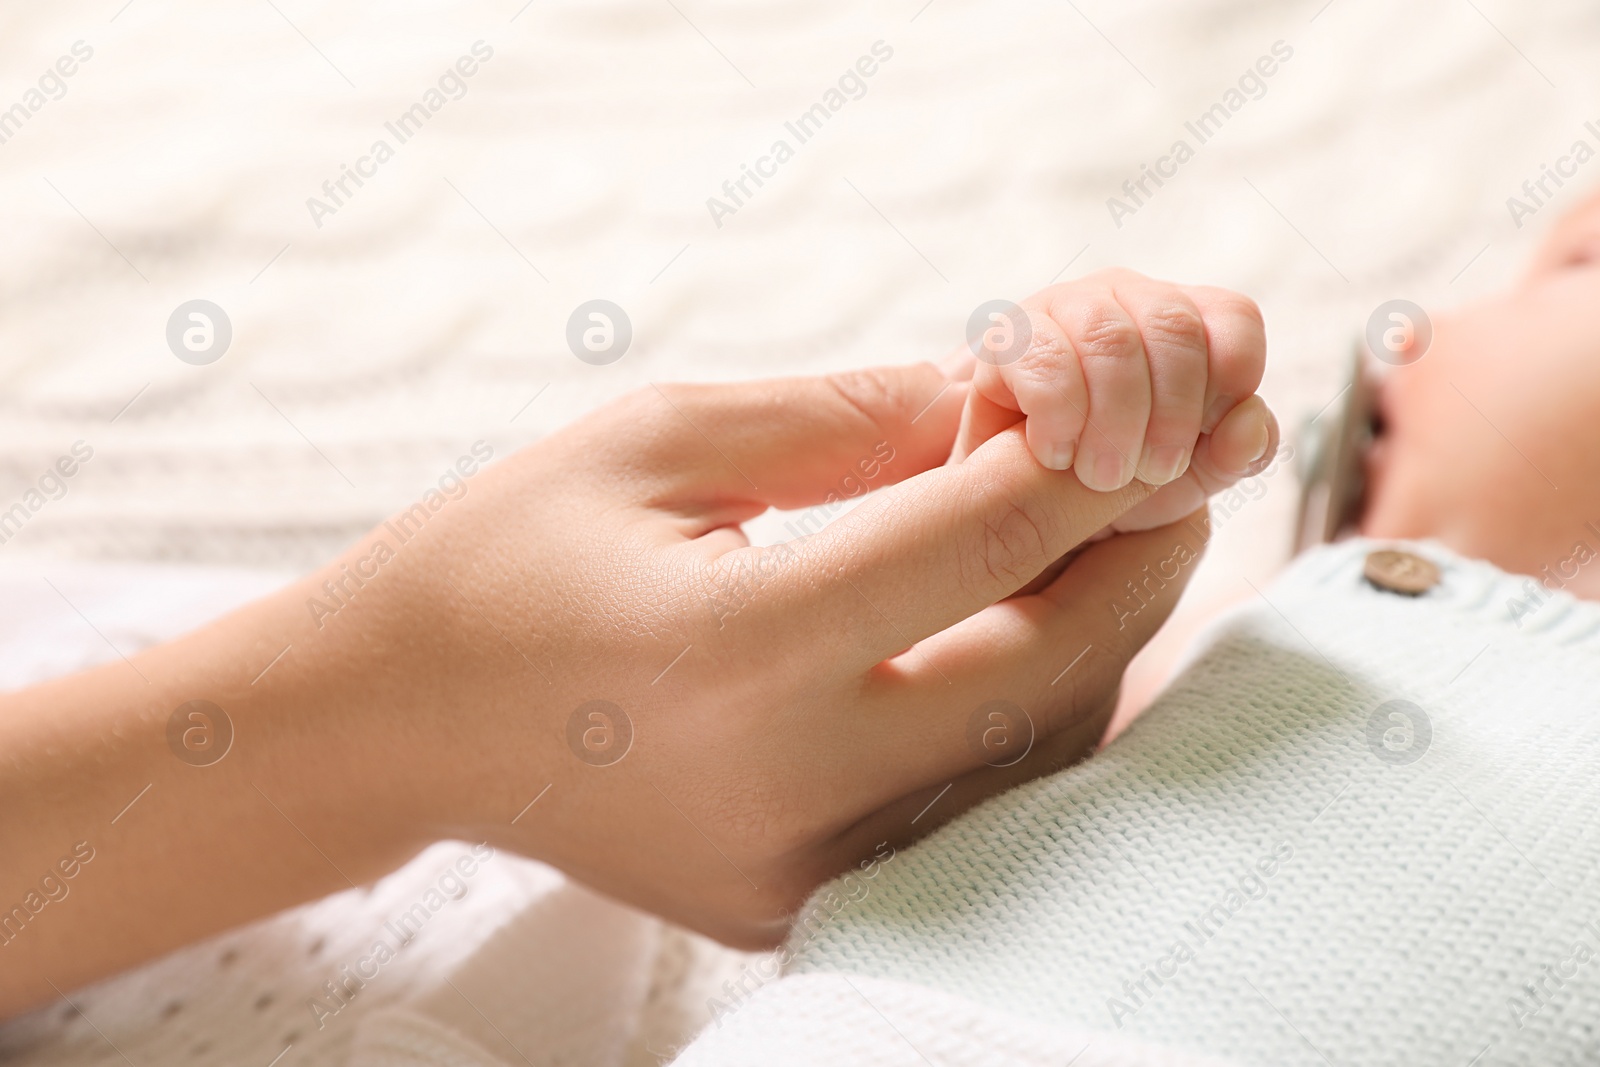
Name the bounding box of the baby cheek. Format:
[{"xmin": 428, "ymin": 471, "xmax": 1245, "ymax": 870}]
[{"xmin": 1357, "ymin": 435, "xmax": 1446, "ymax": 543}]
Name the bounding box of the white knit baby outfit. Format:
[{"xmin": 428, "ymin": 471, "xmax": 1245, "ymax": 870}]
[{"xmin": 676, "ymin": 539, "xmax": 1600, "ymax": 1066}]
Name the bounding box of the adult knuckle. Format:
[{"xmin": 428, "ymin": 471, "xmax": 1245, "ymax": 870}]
[
  {"xmin": 584, "ymin": 386, "xmax": 680, "ymax": 462},
  {"xmin": 605, "ymin": 383, "xmax": 661, "ymax": 421},
  {"xmin": 613, "ymin": 382, "xmax": 695, "ymax": 435},
  {"xmin": 825, "ymin": 367, "xmax": 910, "ymax": 431},
  {"xmin": 963, "ymin": 490, "xmax": 1052, "ymax": 594},
  {"xmin": 651, "ymin": 381, "xmax": 714, "ymax": 418},
  {"xmin": 632, "ymin": 381, "xmax": 738, "ymax": 455}
]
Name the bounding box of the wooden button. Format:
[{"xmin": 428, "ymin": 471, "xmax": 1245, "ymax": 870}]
[{"xmin": 1363, "ymin": 549, "xmax": 1439, "ymax": 595}]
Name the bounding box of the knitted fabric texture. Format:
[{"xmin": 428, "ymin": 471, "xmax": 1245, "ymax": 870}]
[
  {"xmin": 689, "ymin": 539, "xmax": 1600, "ymax": 1066},
  {"xmin": 674, "ymin": 973, "xmax": 1243, "ymax": 1067}
]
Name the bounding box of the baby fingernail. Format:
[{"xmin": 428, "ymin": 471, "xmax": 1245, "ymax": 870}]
[
  {"xmin": 1044, "ymin": 441, "xmax": 1076, "ymax": 471},
  {"xmin": 1239, "ymin": 407, "xmax": 1271, "ymax": 469},
  {"xmin": 1138, "ymin": 444, "xmax": 1190, "ymax": 486},
  {"xmin": 1078, "ymin": 448, "xmax": 1129, "ymax": 492},
  {"xmin": 1203, "ymin": 395, "xmax": 1234, "ymax": 433}
]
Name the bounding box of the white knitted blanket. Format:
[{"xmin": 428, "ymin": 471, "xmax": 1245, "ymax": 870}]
[
  {"xmin": 675, "ymin": 539, "xmax": 1600, "ymax": 1066},
  {"xmin": 5, "ymin": 0, "xmax": 1598, "ymax": 608}
]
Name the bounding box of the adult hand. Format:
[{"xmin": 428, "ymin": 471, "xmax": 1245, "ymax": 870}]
[
  {"xmin": 0, "ymin": 362, "xmax": 1212, "ymax": 1018},
  {"xmin": 421, "ymin": 365, "xmax": 1212, "ymax": 947}
]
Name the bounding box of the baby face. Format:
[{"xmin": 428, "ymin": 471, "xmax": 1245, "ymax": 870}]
[{"xmin": 1362, "ymin": 190, "xmax": 1600, "ymax": 594}]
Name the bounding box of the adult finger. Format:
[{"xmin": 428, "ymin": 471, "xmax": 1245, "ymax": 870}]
[
  {"xmin": 841, "ymin": 510, "xmax": 1208, "ymax": 799},
  {"xmin": 600, "ymin": 364, "xmax": 967, "ymax": 519},
  {"xmin": 1109, "ymin": 397, "xmax": 1281, "ymax": 532},
  {"xmin": 950, "ymin": 383, "xmax": 1024, "ymax": 465},
  {"xmin": 818, "ymin": 511, "xmax": 1210, "ymax": 852},
  {"xmin": 756, "ymin": 423, "xmax": 1157, "ymax": 681}
]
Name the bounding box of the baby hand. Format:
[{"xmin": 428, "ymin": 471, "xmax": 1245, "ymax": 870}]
[{"xmin": 952, "ymin": 269, "xmax": 1277, "ymax": 529}]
